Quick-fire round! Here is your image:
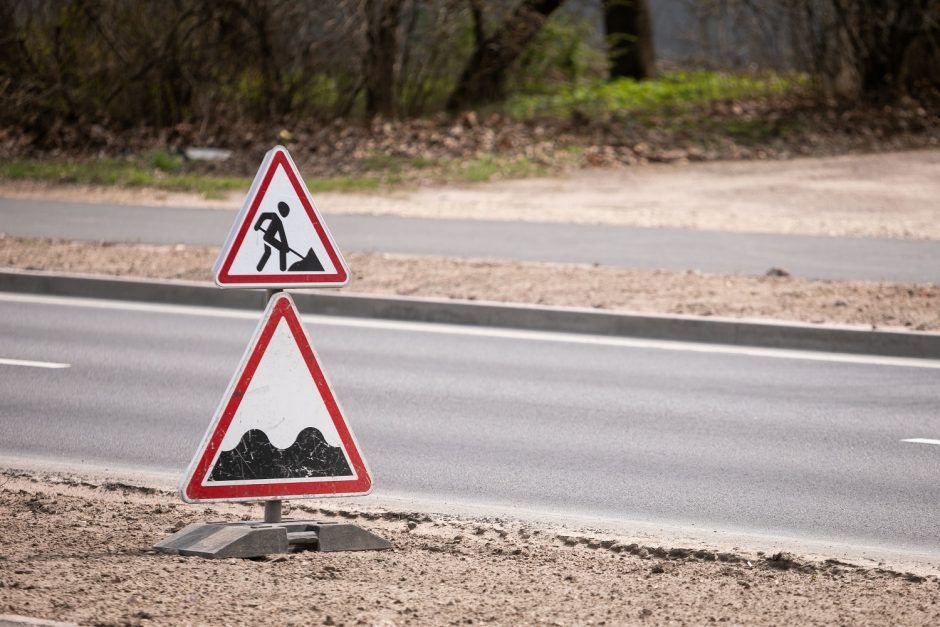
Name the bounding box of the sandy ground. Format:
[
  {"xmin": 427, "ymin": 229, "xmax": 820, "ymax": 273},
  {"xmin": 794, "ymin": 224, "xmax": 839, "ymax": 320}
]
[
  {"xmin": 2, "ymin": 149, "xmax": 939, "ymax": 240},
  {"xmin": 4, "ymin": 154, "xmax": 939, "ymax": 626},
  {"xmin": 2, "ymin": 236, "xmax": 938, "ymax": 332},
  {"xmin": 1, "ymin": 470, "xmax": 938, "ymax": 627}
]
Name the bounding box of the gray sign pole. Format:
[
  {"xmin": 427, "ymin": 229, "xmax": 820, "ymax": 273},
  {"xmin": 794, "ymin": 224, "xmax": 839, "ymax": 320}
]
[{"xmin": 263, "ymin": 288, "xmax": 283, "ymax": 524}]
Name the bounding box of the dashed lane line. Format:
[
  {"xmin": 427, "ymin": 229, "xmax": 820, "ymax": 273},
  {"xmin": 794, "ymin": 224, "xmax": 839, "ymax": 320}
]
[{"xmin": 0, "ymin": 357, "xmax": 70, "ymax": 369}]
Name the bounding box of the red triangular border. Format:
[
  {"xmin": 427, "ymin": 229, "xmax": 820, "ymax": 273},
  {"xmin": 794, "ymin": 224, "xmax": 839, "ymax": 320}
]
[
  {"xmin": 216, "ymin": 148, "xmax": 348, "ymax": 286},
  {"xmin": 182, "ymin": 294, "xmax": 372, "ymax": 501}
]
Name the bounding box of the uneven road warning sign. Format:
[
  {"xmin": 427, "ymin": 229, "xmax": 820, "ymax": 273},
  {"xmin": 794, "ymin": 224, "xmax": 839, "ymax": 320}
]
[
  {"xmin": 180, "ymin": 292, "xmax": 372, "ymax": 502},
  {"xmin": 213, "ymin": 145, "xmax": 349, "ymax": 288}
]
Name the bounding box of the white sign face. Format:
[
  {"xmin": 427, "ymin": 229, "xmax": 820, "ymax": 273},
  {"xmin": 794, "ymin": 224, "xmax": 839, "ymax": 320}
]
[
  {"xmin": 216, "ymin": 313, "xmax": 353, "ymax": 476},
  {"xmin": 213, "ymin": 146, "xmax": 349, "ymax": 288},
  {"xmin": 180, "ymin": 293, "xmax": 373, "ymax": 502}
]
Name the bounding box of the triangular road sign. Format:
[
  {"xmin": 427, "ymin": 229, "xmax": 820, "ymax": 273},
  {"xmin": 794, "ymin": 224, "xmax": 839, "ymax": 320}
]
[
  {"xmin": 181, "ymin": 293, "xmax": 372, "ymax": 502},
  {"xmin": 213, "ymin": 145, "xmax": 350, "ymax": 288}
]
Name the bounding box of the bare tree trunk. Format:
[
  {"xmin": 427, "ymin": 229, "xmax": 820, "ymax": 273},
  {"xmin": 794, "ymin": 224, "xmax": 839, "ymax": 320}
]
[
  {"xmin": 446, "ymin": 0, "xmax": 564, "ymax": 111},
  {"xmin": 830, "ymin": 0, "xmax": 937, "ymax": 99},
  {"xmin": 252, "ymin": 3, "xmax": 280, "ymax": 118},
  {"xmin": 364, "ymin": 0, "xmax": 404, "ymax": 118},
  {"xmin": 603, "ymin": 0, "xmax": 655, "ymax": 80}
]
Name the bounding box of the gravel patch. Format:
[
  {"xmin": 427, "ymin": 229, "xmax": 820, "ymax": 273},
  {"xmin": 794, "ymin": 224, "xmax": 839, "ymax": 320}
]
[{"xmin": 1, "ymin": 471, "xmax": 938, "ymax": 626}]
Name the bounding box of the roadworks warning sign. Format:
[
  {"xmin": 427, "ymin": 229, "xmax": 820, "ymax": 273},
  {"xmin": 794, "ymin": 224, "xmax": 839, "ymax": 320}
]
[
  {"xmin": 213, "ymin": 145, "xmax": 349, "ymax": 288},
  {"xmin": 180, "ymin": 292, "xmax": 372, "ymax": 502}
]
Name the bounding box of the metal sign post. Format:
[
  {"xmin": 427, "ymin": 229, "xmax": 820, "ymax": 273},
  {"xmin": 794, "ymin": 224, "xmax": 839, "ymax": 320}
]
[{"xmin": 263, "ymin": 288, "xmax": 284, "ymax": 526}]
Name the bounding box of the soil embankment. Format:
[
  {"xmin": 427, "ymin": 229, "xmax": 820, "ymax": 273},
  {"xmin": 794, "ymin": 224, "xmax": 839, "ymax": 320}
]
[{"xmin": 1, "ymin": 470, "xmax": 938, "ymax": 626}]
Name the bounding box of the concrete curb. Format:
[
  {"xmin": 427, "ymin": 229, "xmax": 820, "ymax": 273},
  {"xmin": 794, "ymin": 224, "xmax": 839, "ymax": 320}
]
[{"xmin": 2, "ymin": 269, "xmax": 939, "ymax": 359}]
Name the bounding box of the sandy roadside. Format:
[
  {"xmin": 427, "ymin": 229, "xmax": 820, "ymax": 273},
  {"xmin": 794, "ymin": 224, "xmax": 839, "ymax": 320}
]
[
  {"xmin": 2, "ymin": 236, "xmax": 938, "ymax": 332},
  {"xmin": 1, "ymin": 470, "xmax": 938, "ymax": 627},
  {"xmin": 3, "ymin": 149, "xmax": 939, "ymax": 240}
]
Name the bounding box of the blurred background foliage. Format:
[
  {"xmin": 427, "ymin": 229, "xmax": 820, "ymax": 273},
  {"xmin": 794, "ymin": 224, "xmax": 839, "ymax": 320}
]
[{"xmin": 0, "ymin": 0, "xmax": 936, "ymax": 162}]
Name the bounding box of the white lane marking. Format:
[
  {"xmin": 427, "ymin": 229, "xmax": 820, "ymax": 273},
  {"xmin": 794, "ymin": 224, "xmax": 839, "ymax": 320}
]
[
  {"xmin": 0, "ymin": 357, "xmax": 70, "ymax": 369},
  {"xmin": 2, "ymin": 292, "xmax": 940, "ymax": 370},
  {"xmin": 303, "ymin": 316, "xmax": 940, "ymax": 370},
  {"xmin": 901, "ymin": 438, "xmax": 940, "ymax": 447}
]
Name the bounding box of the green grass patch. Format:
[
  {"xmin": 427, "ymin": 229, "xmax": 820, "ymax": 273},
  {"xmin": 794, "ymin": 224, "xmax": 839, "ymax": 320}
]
[
  {"xmin": 359, "ymin": 153, "xmax": 438, "ymax": 173},
  {"xmin": 0, "ymin": 158, "xmax": 402, "ymax": 197},
  {"xmin": 451, "ymin": 155, "xmax": 546, "ymax": 183},
  {"xmin": 306, "ymin": 176, "xmax": 383, "ymax": 193},
  {"xmin": 715, "ymin": 118, "xmax": 784, "ymax": 144},
  {"xmin": 147, "ymin": 150, "xmax": 183, "ymax": 173},
  {"xmin": 0, "ymin": 158, "xmax": 250, "ymax": 197},
  {"xmin": 504, "ymin": 70, "xmax": 808, "ymax": 122},
  {"xmin": 658, "ymin": 113, "xmax": 803, "ymax": 146},
  {"xmin": 360, "ymin": 153, "xmax": 403, "ymax": 173},
  {"xmin": 0, "ymin": 152, "xmax": 548, "ymax": 196},
  {"xmin": 409, "ymin": 157, "xmax": 436, "ymax": 169}
]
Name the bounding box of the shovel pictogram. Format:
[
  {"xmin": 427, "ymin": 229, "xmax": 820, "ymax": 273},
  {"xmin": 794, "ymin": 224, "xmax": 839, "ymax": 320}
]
[
  {"xmin": 253, "ymin": 200, "xmax": 325, "ymax": 272},
  {"xmin": 256, "ymin": 229, "xmax": 325, "ymax": 272},
  {"xmin": 213, "ymin": 145, "xmax": 350, "ymax": 288}
]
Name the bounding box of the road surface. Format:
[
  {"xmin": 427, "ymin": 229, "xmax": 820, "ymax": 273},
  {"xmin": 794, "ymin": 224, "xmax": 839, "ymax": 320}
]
[
  {"xmin": 2, "ymin": 292, "xmax": 938, "ymax": 556},
  {"xmin": 2, "ymin": 197, "xmax": 938, "ymax": 283}
]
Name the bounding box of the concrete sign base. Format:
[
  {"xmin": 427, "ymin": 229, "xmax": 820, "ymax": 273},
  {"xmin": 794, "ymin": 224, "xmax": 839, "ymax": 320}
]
[{"xmin": 153, "ymin": 519, "xmax": 392, "ymax": 559}]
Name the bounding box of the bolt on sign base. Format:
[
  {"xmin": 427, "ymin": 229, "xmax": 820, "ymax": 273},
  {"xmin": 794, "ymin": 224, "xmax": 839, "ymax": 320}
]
[{"xmin": 153, "ymin": 519, "xmax": 392, "ymax": 559}]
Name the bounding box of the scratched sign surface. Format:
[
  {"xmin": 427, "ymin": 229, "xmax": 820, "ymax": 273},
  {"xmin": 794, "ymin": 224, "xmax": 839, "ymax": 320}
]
[{"xmin": 180, "ymin": 292, "xmax": 372, "ymax": 502}]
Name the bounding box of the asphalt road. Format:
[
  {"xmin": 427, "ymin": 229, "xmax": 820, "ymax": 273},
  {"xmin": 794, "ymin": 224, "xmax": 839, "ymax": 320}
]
[
  {"xmin": 2, "ymin": 293, "xmax": 939, "ymax": 554},
  {"xmin": 3, "ymin": 197, "xmax": 939, "ymax": 283}
]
